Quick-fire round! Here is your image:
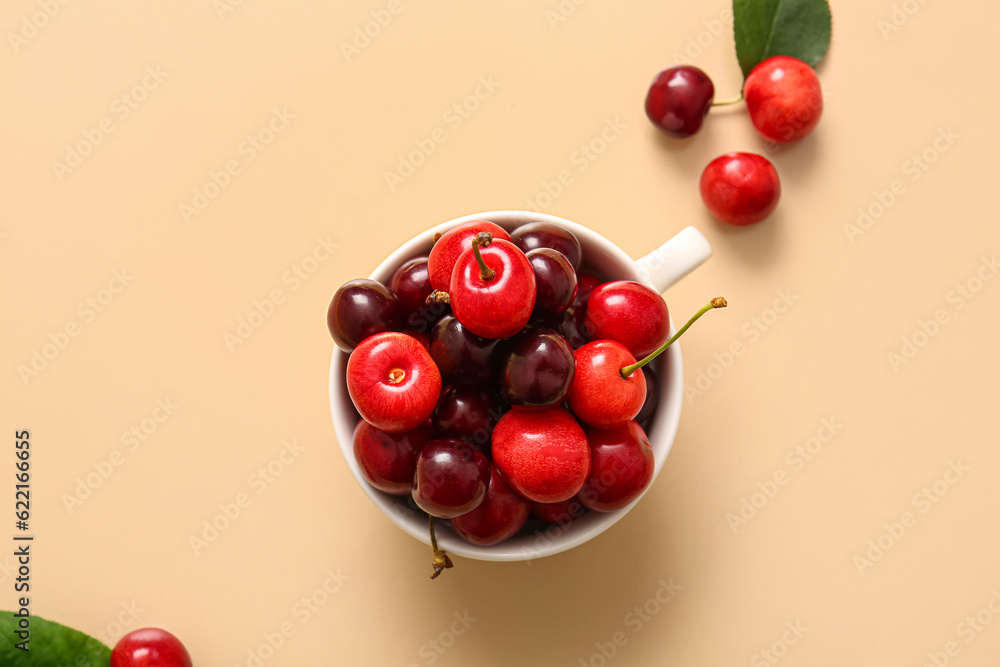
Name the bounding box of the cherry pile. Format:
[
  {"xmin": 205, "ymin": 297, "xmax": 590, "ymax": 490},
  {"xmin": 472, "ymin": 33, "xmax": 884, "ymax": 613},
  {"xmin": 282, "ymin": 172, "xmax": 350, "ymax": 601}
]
[
  {"xmin": 646, "ymin": 55, "xmax": 823, "ymax": 226},
  {"xmin": 328, "ymin": 220, "xmax": 725, "ymax": 577}
]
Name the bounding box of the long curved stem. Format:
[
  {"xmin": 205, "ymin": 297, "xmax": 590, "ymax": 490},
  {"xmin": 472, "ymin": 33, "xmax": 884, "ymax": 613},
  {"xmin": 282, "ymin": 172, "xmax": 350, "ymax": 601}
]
[
  {"xmin": 712, "ymin": 94, "xmax": 744, "ymax": 107},
  {"xmin": 621, "ymin": 297, "xmax": 727, "ymax": 378}
]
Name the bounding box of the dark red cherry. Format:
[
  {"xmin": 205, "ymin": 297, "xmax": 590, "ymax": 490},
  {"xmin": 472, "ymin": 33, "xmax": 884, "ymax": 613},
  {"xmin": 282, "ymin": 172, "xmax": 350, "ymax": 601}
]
[
  {"xmin": 645, "ymin": 65, "xmax": 715, "ymax": 138},
  {"xmin": 413, "ymin": 438, "xmax": 490, "ymax": 518},
  {"xmin": 327, "ymin": 279, "xmax": 402, "ymax": 351},
  {"xmin": 353, "ymin": 419, "xmax": 433, "ymax": 495},
  {"xmin": 499, "ymin": 328, "xmax": 575, "ymax": 406},
  {"xmin": 527, "ymin": 248, "xmax": 578, "ymax": 316},
  {"xmin": 511, "ymin": 222, "xmax": 583, "ymax": 269},
  {"xmin": 451, "ymin": 466, "xmax": 531, "ymax": 545},
  {"xmin": 578, "ymin": 421, "xmax": 655, "ymax": 512},
  {"xmin": 428, "ymin": 315, "xmax": 499, "ymax": 382},
  {"xmin": 433, "ymin": 384, "xmax": 503, "ymax": 451}
]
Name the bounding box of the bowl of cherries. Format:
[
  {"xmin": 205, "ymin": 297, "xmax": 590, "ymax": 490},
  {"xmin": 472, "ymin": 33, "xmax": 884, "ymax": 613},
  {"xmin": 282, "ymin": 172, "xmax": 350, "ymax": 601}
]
[{"xmin": 327, "ymin": 211, "xmax": 721, "ymax": 575}]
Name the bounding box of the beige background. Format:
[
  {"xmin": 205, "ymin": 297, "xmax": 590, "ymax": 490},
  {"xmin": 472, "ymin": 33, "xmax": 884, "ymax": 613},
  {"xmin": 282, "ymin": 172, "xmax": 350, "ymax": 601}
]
[{"xmin": 3, "ymin": 0, "xmax": 1000, "ymax": 665}]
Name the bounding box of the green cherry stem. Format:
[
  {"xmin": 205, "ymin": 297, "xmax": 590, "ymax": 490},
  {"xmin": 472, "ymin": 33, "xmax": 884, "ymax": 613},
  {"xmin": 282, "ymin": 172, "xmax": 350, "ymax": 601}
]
[
  {"xmin": 472, "ymin": 232, "xmax": 496, "ymax": 281},
  {"xmin": 712, "ymin": 94, "xmax": 743, "ymax": 107},
  {"xmin": 429, "ymin": 515, "xmax": 453, "ymax": 580},
  {"xmin": 620, "ymin": 297, "xmax": 728, "ymax": 378}
]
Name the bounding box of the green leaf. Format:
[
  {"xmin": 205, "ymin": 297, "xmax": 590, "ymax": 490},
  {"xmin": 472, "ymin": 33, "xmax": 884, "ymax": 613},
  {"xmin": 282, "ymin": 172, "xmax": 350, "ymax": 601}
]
[
  {"xmin": 0, "ymin": 611, "xmax": 111, "ymax": 667},
  {"xmin": 733, "ymin": 0, "xmax": 832, "ymax": 78}
]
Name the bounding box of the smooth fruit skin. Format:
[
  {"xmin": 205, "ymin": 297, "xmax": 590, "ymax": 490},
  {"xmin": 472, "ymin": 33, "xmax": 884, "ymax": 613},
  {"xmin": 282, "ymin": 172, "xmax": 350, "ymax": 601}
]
[
  {"xmin": 428, "ymin": 220, "xmax": 511, "ymax": 291},
  {"xmin": 451, "ymin": 466, "xmax": 531, "ymax": 545},
  {"xmin": 491, "ymin": 406, "xmax": 590, "ymax": 503},
  {"xmin": 499, "ymin": 328, "xmax": 575, "ymax": 406},
  {"xmin": 567, "ymin": 340, "xmax": 646, "ymax": 430},
  {"xmin": 433, "ymin": 383, "xmax": 503, "ymax": 451},
  {"xmin": 450, "ymin": 238, "xmax": 537, "ymax": 339},
  {"xmin": 527, "ymin": 248, "xmax": 578, "ymax": 316},
  {"xmin": 353, "ymin": 419, "xmax": 433, "ymax": 495},
  {"xmin": 578, "ymin": 421, "xmax": 655, "ymax": 512},
  {"xmin": 428, "ymin": 315, "xmax": 499, "ymax": 382},
  {"xmin": 346, "ymin": 332, "xmax": 442, "ymax": 433},
  {"xmin": 412, "ymin": 438, "xmax": 490, "ymax": 518},
  {"xmin": 585, "ymin": 281, "xmax": 669, "ymax": 358},
  {"xmin": 744, "ymin": 55, "xmax": 823, "ymax": 144},
  {"xmin": 511, "ymin": 222, "xmax": 583, "ymax": 269},
  {"xmin": 327, "ymin": 279, "xmax": 402, "ymax": 351},
  {"xmin": 700, "ymin": 152, "xmax": 781, "ymax": 226},
  {"xmin": 111, "ymin": 628, "xmax": 192, "ymax": 667},
  {"xmin": 645, "ymin": 66, "xmax": 715, "ymax": 138}
]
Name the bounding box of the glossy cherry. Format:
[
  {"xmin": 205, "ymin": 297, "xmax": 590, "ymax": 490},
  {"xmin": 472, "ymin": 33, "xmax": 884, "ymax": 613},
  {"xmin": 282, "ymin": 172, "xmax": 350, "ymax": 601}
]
[
  {"xmin": 744, "ymin": 55, "xmax": 823, "ymax": 144},
  {"xmin": 327, "ymin": 279, "xmax": 402, "ymax": 351},
  {"xmin": 492, "ymin": 406, "xmax": 590, "ymax": 503},
  {"xmin": 353, "ymin": 419, "xmax": 433, "ymax": 495},
  {"xmin": 499, "ymin": 328, "xmax": 575, "ymax": 406},
  {"xmin": 111, "ymin": 628, "xmax": 192, "ymax": 667},
  {"xmin": 346, "ymin": 332, "xmax": 442, "ymax": 433},
  {"xmin": 450, "ymin": 233, "xmax": 537, "ymax": 339},
  {"xmin": 433, "ymin": 384, "xmax": 503, "ymax": 451},
  {"xmin": 511, "ymin": 222, "xmax": 583, "ymax": 269},
  {"xmin": 578, "ymin": 420, "xmax": 655, "ymax": 512},
  {"xmin": 413, "ymin": 438, "xmax": 490, "ymax": 518},
  {"xmin": 451, "ymin": 466, "xmax": 531, "ymax": 545},
  {"xmin": 428, "ymin": 220, "xmax": 511, "ymax": 291},
  {"xmin": 567, "ymin": 340, "xmax": 646, "ymax": 429},
  {"xmin": 645, "ymin": 66, "xmax": 715, "ymax": 138},
  {"xmin": 586, "ymin": 281, "xmax": 670, "ymax": 358},
  {"xmin": 428, "ymin": 314, "xmax": 499, "ymax": 382},
  {"xmin": 700, "ymin": 152, "xmax": 780, "ymax": 226},
  {"xmin": 389, "ymin": 257, "xmax": 433, "ymax": 314},
  {"xmin": 527, "ymin": 248, "xmax": 577, "ymax": 316}
]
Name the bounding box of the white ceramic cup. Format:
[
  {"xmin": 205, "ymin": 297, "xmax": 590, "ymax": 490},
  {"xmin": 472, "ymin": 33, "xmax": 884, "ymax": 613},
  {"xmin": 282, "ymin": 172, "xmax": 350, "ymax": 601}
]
[{"xmin": 328, "ymin": 211, "xmax": 712, "ymax": 561}]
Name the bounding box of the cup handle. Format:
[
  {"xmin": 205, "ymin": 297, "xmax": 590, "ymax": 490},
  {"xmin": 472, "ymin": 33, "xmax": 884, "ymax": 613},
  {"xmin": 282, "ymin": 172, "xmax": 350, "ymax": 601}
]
[{"xmin": 634, "ymin": 226, "xmax": 713, "ymax": 293}]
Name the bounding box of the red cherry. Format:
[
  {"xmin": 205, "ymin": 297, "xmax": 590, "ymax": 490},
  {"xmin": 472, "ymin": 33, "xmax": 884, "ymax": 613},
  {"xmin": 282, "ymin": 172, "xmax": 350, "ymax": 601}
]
[
  {"xmin": 389, "ymin": 257, "xmax": 433, "ymax": 314},
  {"xmin": 585, "ymin": 281, "xmax": 670, "ymax": 358},
  {"xmin": 567, "ymin": 340, "xmax": 645, "ymax": 429},
  {"xmin": 573, "ymin": 273, "xmax": 603, "ymax": 312},
  {"xmin": 346, "ymin": 332, "xmax": 442, "ymax": 433},
  {"xmin": 491, "ymin": 406, "xmax": 590, "ymax": 503},
  {"xmin": 327, "ymin": 279, "xmax": 402, "ymax": 352},
  {"xmin": 645, "ymin": 65, "xmax": 715, "ymax": 138},
  {"xmin": 532, "ymin": 496, "xmax": 586, "ymax": 524},
  {"xmin": 527, "ymin": 248, "xmax": 578, "ymax": 316},
  {"xmin": 578, "ymin": 421, "xmax": 655, "ymax": 512},
  {"xmin": 450, "ymin": 233, "xmax": 537, "ymax": 339},
  {"xmin": 413, "ymin": 438, "xmax": 490, "ymax": 518},
  {"xmin": 451, "ymin": 466, "xmax": 531, "ymax": 545},
  {"xmin": 744, "ymin": 55, "xmax": 823, "ymax": 144},
  {"xmin": 353, "ymin": 419, "xmax": 433, "ymax": 495},
  {"xmin": 511, "ymin": 221, "xmax": 583, "ymax": 269},
  {"xmin": 700, "ymin": 152, "xmax": 780, "ymax": 226},
  {"xmin": 111, "ymin": 628, "xmax": 192, "ymax": 667},
  {"xmin": 428, "ymin": 220, "xmax": 511, "ymax": 291}
]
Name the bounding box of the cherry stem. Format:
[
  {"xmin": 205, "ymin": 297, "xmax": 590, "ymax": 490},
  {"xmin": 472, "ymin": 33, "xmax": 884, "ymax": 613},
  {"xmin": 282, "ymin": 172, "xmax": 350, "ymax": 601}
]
[
  {"xmin": 428, "ymin": 515, "xmax": 453, "ymax": 580},
  {"xmin": 620, "ymin": 297, "xmax": 728, "ymax": 378},
  {"xmin": 472, "ymin": 232, "xmax": 496, "ymax": 281},
  {"xmin": 712, "ymin": 94, "xmax": 743, "ymax": 107}
]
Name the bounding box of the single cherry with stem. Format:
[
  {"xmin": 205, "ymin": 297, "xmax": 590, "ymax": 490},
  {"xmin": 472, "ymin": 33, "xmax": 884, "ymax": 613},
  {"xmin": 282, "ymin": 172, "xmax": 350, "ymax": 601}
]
[{"xmin": 450, "ymin": 232, "xmax": 536, "ymax": 339}]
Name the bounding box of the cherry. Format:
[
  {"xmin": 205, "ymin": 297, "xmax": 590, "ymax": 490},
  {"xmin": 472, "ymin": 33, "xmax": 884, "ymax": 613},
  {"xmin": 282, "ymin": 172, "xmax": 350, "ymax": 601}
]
[
  {"xmin": 578, "ymin": 420, "xmax": 654, "ymax": 512},
  {"xmin": 327, "ymin": 279, "xmax": 402, "ymax": 351},
  {"xmin": 433, "ymin": 384, "xmax": 503, "ymax": 451},
  {"xmin": 573, "ymin": 273, "xmax": 603, "ymax": 312},
  {"xmin": 111, "ymin": 628, "xmax": 192, "ymax": 667},
  {"xmin": 499, "ymin": 328, "xmax": 575, "ymax": 406},
  {"xmin": 451, "ymin": 466, "xmax": 531, "ymax": 545},
  {"xmin": 346, "ymin": 332, "xmax": 442, "ymax": 433},
  {"xmin": 413, "ymin": 438, "xmax": 490, "ymax": 518},
  {"xmin": 353, "ymin": 419, "xmax": 433, "ymax": 495},
  {"xmin": 389, "ymin": 257, "xmax": 433, "ymax": 314},
  {"xmin": 527, "ymin": 248, "xmax": 577, "ymax": 316},
  {"xmin": 700, "ymin": 152, "xmax": 780, "ymax": 226},
  {"xmin": 569, "ymin": 298, "xmax": 727, "ymax": 429},
  {"xmin": 492, "ymin": 406, "xmax": 590, "ymax": 503},
  {"xmin": 744, "ymin": 55, "xmax": 823, "ymax": 144},
  {"xmin": 428, "ymin": 220, "xmax": 511, "ymax": 291},
  {"xmin": 585, "ymin": 281, "xmax": 670, "ymax": 358},
  {"xmin": 450, "ymin": 233, "xmax": 537, "ymax": 340},
  {"xmin": 428, "ymin": 314, "xmax": 499, "ymax": 382},
  {"xmin": 511, "ymin": 222, "xmax": 583, "ymax": 269},
  {"xmin": 645, "ymin": 66, "xmax": 715, "ymax": 138},
  {"xmin": 532, "ymin": 496, "xmax": 586, "ymax": 525},
  {"xmin": 634, "ymin": 366, "xmax": 659, "ymax": 424}
]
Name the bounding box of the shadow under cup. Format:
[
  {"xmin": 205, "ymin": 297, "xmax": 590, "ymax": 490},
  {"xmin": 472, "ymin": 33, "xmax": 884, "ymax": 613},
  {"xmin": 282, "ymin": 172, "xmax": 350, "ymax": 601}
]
[{"xmin": 329, "ymin": 211, "xmax": 684, "ymax": 562}]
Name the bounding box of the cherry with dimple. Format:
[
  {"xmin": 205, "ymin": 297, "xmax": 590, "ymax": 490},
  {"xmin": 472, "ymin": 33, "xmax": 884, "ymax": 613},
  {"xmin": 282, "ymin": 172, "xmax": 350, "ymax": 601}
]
[{"xmin": 428, "ymin": 220, "xmax": 511, "ymax": 291}]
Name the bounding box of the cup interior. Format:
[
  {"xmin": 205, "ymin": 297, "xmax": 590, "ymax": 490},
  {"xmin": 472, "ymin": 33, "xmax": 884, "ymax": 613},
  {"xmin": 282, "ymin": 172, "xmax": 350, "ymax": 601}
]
[{"xmin": 328, "ymin": 211, "xmax": 684, "ymax": 561}]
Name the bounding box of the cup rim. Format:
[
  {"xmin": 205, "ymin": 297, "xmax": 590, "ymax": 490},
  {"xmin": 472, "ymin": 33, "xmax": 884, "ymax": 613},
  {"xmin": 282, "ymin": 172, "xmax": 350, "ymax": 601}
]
[{"xmin": 328, "ymin": 210, "xmax": 684, "ymax": 562}]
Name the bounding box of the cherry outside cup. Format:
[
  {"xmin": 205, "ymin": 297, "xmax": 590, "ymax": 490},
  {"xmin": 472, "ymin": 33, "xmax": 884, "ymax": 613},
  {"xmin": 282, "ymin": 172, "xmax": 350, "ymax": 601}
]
[{"xmin": 329, "ymin": 211, "xmax": 712, "ymax": 562}]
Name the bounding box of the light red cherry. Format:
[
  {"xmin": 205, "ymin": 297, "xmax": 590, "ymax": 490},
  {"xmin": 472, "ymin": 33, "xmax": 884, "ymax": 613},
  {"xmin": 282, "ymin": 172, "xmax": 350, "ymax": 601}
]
[
  {"xmin": 700, "ymin": 152, "xmax": 780, "ymax": 226},
  {"xmin": 744, "ymin": 55, "xmax": 823, "ymax": 144},
  {"xmin": 428, "ymin": 220, "xmax": 511, "ymax": 291},
  {"xmin": 451, "ymin": 466, "xmax": 531, "ymax": 545},
  {"xmin": 585, "ymin": 281, "xmax": 670, "ymax": 358},
  {"xmin": 567, "ymin": 340, "xmax": 646, "ymax": 430},
  {"xmin": 578, "ymin": 421, "xmax": 655, "ymax": 512},
  {"xmin": 111, "ymin": 628, "xmax": 192, "ymax": 667}
]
